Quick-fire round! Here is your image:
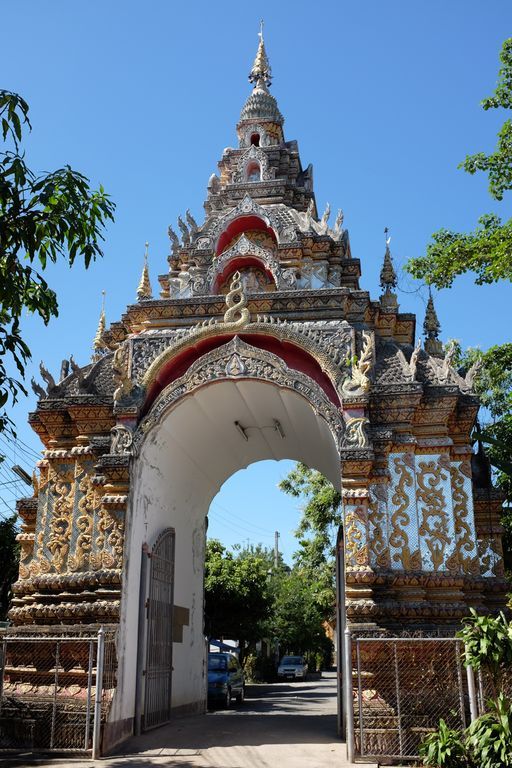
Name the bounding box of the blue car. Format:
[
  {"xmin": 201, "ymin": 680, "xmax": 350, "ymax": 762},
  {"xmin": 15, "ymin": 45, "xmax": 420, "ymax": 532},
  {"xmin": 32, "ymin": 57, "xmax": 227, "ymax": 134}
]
[{"xmin": 207, "ymin": 652, "xmax": 245, "ymax": 708}]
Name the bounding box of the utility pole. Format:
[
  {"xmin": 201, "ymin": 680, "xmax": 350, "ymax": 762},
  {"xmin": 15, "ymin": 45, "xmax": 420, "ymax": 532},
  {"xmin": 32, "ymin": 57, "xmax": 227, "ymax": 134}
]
[{"xmin": 274, "ymin": 530, "xmax": 280, "ymax": 568}]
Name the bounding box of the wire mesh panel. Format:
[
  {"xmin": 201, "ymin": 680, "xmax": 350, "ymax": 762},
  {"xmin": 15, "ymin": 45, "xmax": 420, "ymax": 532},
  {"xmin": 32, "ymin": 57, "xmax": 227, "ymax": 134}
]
[
  {"xmin": 143, "ymin": 528, "xmax": 175, "ymax": 731},
  {"xmin": 352, "ymin": 636, "xmax": 467, "ymax": 762},
  {"xmin": 0, "ymin": 627, "xmax": 117, "ymax": 754},
  {"xmin": 477, "ymin": 665, "xmax": 512, "ymax": 715}
]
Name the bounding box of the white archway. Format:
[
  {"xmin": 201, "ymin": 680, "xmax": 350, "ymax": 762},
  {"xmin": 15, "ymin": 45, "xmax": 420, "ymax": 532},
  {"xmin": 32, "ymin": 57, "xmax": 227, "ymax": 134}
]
[{"xmin": 112, "ymin": 376, "xmax": 341, "ymax": 731}]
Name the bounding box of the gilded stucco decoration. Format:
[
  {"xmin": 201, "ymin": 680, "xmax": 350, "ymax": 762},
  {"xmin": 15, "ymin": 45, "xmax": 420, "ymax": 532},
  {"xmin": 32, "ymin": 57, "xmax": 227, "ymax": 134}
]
[
  {"xmin": 368, "ymin": 483, "xmax": 391, "ymax": 568},
  {"xmin": 416, "ymin": 453, "xmax": 457, "ymax": 572},
  {"xmin": 341, "ymin": 330, "xmax": 374, "ymax": 397},
  {"xmin": 232, "ymin": 144, "xmax": 275, "ymax": 183},
  {"xmin": 388, "ymin": 452, "xmax": 422, "ymax": 571},
  {"xmin": 450, "ymin": 459, "xmax": 480, "ymax": 574},
  {"xmin": 208, "ymin": 234, "xmax": 281, "ymax": 290},
  {"xmin": 135, "ymin": 335, "xmax": 345, "ymax": 455},
  {"xmin": 344, "ymin": 503, "xmax": 370, "ymax": 570}
]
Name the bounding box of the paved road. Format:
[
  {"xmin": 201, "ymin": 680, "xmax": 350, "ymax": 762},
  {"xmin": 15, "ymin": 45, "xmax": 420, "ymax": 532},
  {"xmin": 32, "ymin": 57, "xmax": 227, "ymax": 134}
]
[{"xmin": 4, "ymin": 672, "xmax": 378, "ymax": 767}]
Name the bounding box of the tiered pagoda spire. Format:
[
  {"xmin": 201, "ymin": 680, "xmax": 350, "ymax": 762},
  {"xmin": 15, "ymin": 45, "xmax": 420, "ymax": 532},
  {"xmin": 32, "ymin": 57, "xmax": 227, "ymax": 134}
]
[
  {"xmin": 249, "ymin": 21, "xmax": 272, "ymax": 87},
  {"xmin": 92, "ymin": 290, "xmax": 107, "ymax": 361},
  {"xmin": 379, "ymin": 228, "xmax": 398, "ymax": 310},
  {"xmin": 137, "ymin": 242, "xmax": 153, "ymax": 301},
  {"xmin": 423, "ymin": 288, "xmax": 443, "ymax": 357}
]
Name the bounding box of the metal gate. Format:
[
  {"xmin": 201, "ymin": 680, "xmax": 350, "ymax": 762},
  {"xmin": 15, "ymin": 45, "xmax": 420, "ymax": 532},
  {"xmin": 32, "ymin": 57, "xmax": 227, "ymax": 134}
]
[
  {"xmin": 143, "ymin": 528, "xmax": 175, "ymax": 730},
  {"xmin": 0, "ymin": 626, "xmax": 117, "ymax": 756}
]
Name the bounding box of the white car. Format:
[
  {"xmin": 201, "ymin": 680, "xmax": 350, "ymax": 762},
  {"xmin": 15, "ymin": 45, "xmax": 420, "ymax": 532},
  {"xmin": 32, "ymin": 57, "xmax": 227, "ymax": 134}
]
[{"xmin": 277, "ymin": 655, "xmax": 308, "ymax": 680}]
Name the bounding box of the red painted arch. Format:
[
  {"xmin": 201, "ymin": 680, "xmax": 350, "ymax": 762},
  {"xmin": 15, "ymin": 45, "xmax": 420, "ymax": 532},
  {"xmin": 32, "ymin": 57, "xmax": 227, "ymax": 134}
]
[
  {"xmin": 216, "ymin": 216, "xmax": 277, "ymax": 256},
  {"xmin": 143, "ymin": 333, "xmax": 340, "ymax": 416}
]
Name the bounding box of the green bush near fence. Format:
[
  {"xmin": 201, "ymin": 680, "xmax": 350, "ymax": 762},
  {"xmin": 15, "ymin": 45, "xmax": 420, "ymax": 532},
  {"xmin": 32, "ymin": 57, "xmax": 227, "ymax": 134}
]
[{"xmin": 419, "ymin": 610, "xmax": 512, "ymax": 768}]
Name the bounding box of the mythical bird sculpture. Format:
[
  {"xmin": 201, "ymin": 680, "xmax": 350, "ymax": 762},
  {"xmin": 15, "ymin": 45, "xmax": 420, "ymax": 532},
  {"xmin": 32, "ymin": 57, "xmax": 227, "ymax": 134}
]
[
  {"xmin": 341, "ymin": 331, "xmax": 374, "ymax": 396},
  {"xmin": 39, "ymin": 362, "xmax": 56, "ymax": 392},
  {"xmin": 186, "ymin": 209, "xmax": 198, "ymax": 235},
  {"xmin": 177, "ymin": 216, "xmax": 190, "ymax": 246},
  {"xmin": 320, "ymin": 202, "xmax": 331, "ymax": 227},
  {"xmin": 31, "ymin": 377, "xmax": 46, "ymax": 399},
  {"xmin": 409, "ymin": 339, "xmax": 422, "ymax": 381},
  {"xmin": 334, "ymin": 209, "xmax": 344, "ymax": 236},
  {"xmin": 167, "ymin": 225, "xmax": 180, "ymax": 255}
]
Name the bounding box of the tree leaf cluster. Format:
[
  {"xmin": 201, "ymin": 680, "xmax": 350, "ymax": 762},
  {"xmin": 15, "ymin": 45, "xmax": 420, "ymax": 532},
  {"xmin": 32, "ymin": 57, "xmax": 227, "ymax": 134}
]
[
  {"xmin": 0, "ymin": 90, "xmax": 115, "ymax": 437},
  {"xmin": 279, "ymin": 462, "xmax": 341, "ymax": 615},
  {"xmin": 406, "ymin": 38, "xmax": 512, "ymax": 288}
]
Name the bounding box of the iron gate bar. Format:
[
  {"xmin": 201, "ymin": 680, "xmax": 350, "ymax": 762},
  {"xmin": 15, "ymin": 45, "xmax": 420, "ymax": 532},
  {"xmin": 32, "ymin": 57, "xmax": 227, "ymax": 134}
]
[{"xmin": 143, "ymin": 528, "xmax": 175, "ymax": 731}]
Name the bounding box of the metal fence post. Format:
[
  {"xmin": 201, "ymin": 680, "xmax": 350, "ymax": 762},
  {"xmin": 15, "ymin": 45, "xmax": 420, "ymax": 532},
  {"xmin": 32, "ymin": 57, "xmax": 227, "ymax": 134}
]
[
  {"xmin": 92, "ymin": 626, "xmax": 105, "ymax": 760},
  {"xmin": 0, "ymin": 639, "xmax": 6, "ymax": 718},
  {"xmin": 393, "ymin": 641, "xmax": 403, "ymax": 756},
  {"xmin": 464, "ymin": 648, "xmax": 478, "ymax": 723},
  {"xmin": 344, "ymin": 627, "xmax": 355, "ymax": 763},
  {"xmin": 84, "ymin": 639, "xmax": 94, "ymax": 750},
  {"xmin": 50, "ymin": 640, "xmax": 60, "ymax": 749}
]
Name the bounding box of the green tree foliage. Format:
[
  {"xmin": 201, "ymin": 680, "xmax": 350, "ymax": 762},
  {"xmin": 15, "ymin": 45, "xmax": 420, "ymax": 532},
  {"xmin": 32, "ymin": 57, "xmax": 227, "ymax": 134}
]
[
  {"xmin": 0, "ymin": 514, "xmax": 19, "ymax": 621},
  {"xmin": 204, "ymin": 539, "xmax": 273, "ymax": 657},
  {"xmin": 0, "ymin": 90, "xmax": 115, "ymax": 437},
  {"xmin": 450, "ymin": 341, "xmax": 512, "ymax": 567},
  {"xmin": 406, "ymin": 38, "xmax": 512, "ymax": 287},
  {"xmin": 269, "ymin": 567, "xmax": 332, "ymax": 661},
  {"xmin": 278, "ymin": 462, "xmax": 341, "ymax": 614}
]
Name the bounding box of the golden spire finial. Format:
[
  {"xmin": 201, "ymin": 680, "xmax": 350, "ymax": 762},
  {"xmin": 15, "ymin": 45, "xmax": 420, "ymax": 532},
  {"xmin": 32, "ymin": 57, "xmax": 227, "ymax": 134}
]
[
  {"xmin": 137, "ymin": 242, "xmax": 153, "ymax": 301},
  {"xmin": 92, "ymin": 290, "xmax": 106, "ymax": 359},
  {"xmin": 249, "ymin": 21, "xmax": 272, "ymax": 87}
]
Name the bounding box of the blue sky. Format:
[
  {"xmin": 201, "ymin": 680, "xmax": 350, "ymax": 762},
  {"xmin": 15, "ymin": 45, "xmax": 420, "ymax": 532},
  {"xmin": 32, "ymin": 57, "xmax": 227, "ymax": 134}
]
[{"xmin": 2, "ymin": 1, "xmax": 511, "ymax": 562}]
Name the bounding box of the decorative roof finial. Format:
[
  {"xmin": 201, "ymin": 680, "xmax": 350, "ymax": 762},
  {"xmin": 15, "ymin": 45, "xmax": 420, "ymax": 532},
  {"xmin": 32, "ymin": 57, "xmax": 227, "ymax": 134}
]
[
  {"xmin": 423, "ymin": 287, "xmax": 443, "ymax": 357},
  {"xmin": 249, "ymin": 20, "xmax": 272, "ymax": 88},
  {"xmin": 137, "ymin": 242, "xmax": 153, "ymax": 301},
  {"xmin": 379, "ymin": 227, "xmax": 398, "ymax": 309},
  {"xmin": 92, "ymin": 290, "xmax": 107, "ymax": 360}
]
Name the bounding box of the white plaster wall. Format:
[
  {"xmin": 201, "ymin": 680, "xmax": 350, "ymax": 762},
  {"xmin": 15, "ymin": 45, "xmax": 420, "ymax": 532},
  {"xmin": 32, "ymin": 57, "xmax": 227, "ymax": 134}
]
[{"xmin": 110, "ymin": 379, "xmax": 341, "ymax": 728}]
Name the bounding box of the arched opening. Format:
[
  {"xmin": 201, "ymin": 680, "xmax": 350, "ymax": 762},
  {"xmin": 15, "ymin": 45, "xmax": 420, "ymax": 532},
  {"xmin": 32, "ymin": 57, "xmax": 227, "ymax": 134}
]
[
  {"xmin": 250, "ymin": 133, "xmax": 260, "ymax": 147},
  {"xmin": 115, "ymin": 377, "xmax": 342, "ymax": 735},
  {"xmin": 216, "ymin": 215, "xmax": 277, "ymax": 256},
  {"xmin": 246, "ymin": 161, "xmax": 261, "ymax": 182}
]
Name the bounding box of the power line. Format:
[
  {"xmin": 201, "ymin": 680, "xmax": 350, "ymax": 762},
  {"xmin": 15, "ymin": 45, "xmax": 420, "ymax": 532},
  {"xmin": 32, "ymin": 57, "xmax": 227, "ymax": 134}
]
[
  {"xmin": 210, "ymin": 499, "xmax": 276, "ymax": 535},
  {"xmin": 208, "ymin": 505, "xmax": 275, "ymax": 540}
]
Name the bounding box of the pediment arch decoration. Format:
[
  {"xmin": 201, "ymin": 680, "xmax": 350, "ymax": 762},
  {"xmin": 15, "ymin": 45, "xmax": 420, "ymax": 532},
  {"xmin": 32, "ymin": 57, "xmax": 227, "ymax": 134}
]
[{"xmin": 133, "ymin": 336, "xmax": 345, "ymax": 456}]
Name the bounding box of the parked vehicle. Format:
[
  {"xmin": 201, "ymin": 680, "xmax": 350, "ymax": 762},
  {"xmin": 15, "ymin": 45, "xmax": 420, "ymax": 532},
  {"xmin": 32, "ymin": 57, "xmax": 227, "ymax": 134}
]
[
  {"xmin": 277, "ymin": 655, "xmax": 308, "ymax": 680},
  {"xmin": 207, "ymin": 652, "xmax": 245, "ymax": 708}
]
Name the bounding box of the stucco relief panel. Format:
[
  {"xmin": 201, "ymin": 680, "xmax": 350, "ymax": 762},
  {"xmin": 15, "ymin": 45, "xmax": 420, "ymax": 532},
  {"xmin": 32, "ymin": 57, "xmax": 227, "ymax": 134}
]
[
  {"xmin": 415, "ymin": 453, "xmax": 457, "ymax": 572},
  {"xmin": 387, "ymin": 452, "xmax": 422, "ymax": 571},
  {"xmin": 450, "ymin": 459, "xmax": 479, "ymax": 574},
  {"xmin": 344, "ymin": 502, "xmax": 369, "ymax": 570},
  {"xmin": 368, "ymin": 483, "xmax": 390, "ymax": 569}
]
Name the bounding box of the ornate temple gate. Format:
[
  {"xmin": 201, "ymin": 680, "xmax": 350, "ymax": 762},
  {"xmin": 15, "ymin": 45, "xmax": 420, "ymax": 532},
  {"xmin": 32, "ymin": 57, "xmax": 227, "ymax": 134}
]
[
  {"xmin": 143, "ymin": 528, "xmax": 175, "ymax": 731},
  {"xmin": 7, "ymin": 31, "xmax": 508, "ymax": 758}
]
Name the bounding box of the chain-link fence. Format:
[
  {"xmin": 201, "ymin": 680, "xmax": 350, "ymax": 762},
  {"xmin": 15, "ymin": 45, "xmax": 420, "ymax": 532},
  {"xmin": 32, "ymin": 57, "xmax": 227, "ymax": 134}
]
[
  {"xmin": 0, "ymin": 625, "xmax": 117, "ymax": 755},
  {"xmin": 476, "ymin": 665, "xmax": 512, "ymax": 715},
  {"xmin": 346, "ymin": 633, "xmax": 470, "ymax": 762}
]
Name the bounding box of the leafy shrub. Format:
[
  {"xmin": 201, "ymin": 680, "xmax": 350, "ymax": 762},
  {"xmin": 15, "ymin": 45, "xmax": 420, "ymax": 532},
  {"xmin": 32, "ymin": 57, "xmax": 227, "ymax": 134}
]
[
  {"xmin": 419, "ymin": 719, "xmax": 469, "ymax": 767},
  {"xmin": 466, "ymin": 693, "xmax": 512, "ymax": 768}
]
